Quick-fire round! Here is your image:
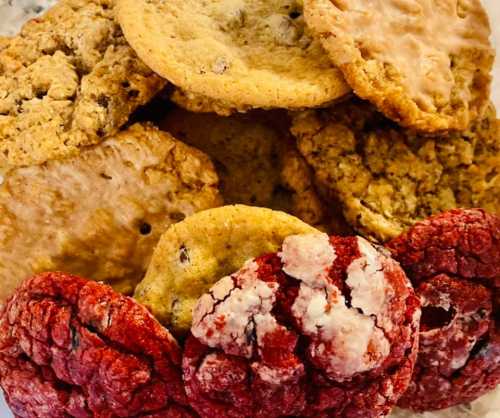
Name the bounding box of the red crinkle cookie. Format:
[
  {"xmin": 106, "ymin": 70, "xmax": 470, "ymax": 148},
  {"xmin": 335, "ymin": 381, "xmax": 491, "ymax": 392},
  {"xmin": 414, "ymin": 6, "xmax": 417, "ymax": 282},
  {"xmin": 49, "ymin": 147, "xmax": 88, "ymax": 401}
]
[
  {"xmin": 183, "ymin": 233, "xmax": 421, "ymax": 418},
  {"xmin": 0, "ymin": 272, "xmax": 195, "ymax": 418},
  {"xmin": 386, "ymin": 208, "xmax": 500, "ymax": 411}
]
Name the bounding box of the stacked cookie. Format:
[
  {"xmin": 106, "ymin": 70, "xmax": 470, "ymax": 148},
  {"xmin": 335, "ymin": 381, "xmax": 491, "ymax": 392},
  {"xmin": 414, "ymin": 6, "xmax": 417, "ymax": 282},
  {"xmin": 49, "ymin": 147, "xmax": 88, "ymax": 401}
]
[
  {"xmin": 114, "ymin": 0, "xmax": 497, "ymax": 242},
  {"xmin": 0, "ymin": 0, "xmax": 498, "ymax": 417}
]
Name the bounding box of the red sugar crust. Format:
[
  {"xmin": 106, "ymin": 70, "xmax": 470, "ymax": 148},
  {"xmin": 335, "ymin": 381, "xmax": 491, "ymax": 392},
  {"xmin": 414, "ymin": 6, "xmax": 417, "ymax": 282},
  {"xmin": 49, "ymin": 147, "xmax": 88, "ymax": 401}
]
[
  {"xmin": 387, "ymin": 208, "xmax": 500, "ymax": 411},
  {"xmin": 183, "ymin": 235, "xmax": 421, "ymax": 418},
  {"xmin": 0, "ymin": 272, "xmax": 195, "ymax": 418}
]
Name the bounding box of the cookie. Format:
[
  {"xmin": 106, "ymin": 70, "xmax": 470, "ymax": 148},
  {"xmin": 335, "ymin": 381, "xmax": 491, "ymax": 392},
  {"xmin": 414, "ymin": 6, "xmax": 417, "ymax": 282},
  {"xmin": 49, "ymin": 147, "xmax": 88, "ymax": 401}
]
[
  {"xmin": 291, "ymin": 100, "xmax": 500, "ymax": 242},
  {"xmin": 161, "ymin": 107, "xmax": 348, "ymax": 233},
  {"xmin": 280, "ymin": 144, "xmax": 353, "ymax": 235},
  {"xmin": 184, "ymin": 233, "xmax": 420, "ymax": 418},
  {"xmin": 387, "ymin": 209, "xmax": 500, "ymax": 411},
  {"xmin": 134, "ymin": 205, "xmax": 318, "ymax": 334},
  {"xmin": 304, "ymin": 0, "xmax": 494, "ymax": 133},
  {"xmin": 0, "ymin": 0, "xmax": 166, "ymax": 168},
  {"xmin": 0, "ymin": 272, "xmax": 193, "ymax": 417},
  {"xmin": 0, "ymin": 123, "xmax": 222, "ymax": 304},
  {"xmin": 116, "ymin": 0, "xmax": 350, "ymax": 112},
  {"xmin": 161, "ymin": 108, "xmax": 288, "ymax": 209}
]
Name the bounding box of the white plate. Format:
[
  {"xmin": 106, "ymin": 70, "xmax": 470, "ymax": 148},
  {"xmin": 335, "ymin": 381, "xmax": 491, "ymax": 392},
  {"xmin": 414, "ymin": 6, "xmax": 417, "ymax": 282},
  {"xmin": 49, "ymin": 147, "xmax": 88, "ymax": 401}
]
[{"xmin": 0, "ymin": 1, "xmax": 499, "ymax": 417}]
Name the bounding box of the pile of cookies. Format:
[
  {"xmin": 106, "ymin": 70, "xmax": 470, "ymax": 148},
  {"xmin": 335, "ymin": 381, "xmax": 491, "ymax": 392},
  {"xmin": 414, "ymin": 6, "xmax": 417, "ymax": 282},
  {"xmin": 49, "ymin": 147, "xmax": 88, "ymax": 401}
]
[{"xmin": 0, "ymin": 0, "xmax": 498, "ymax": 417}]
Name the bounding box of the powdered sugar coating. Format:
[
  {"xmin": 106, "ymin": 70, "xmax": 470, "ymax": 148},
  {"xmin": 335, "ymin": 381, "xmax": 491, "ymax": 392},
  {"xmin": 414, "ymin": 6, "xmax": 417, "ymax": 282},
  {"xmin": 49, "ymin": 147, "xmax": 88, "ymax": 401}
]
[
  {"xmin": 192, "ymin": 260, "xmax": 279, "ymax": 358},
  {"xmin": 347, "ymin": 237, "xmax": 388, "ymax": 317},
  {"xmin": 279, "ymin": 233, "xmax": 336, "ymax": 288},
  {"xmin": 184, "ymin": 234, "xmax": 421, "ymax": 418},
  {"xmin": 282, "ymin": 235, "xmax": 391, "ymax": 380},
  {"xmin": 292, "ymin": 280, "xmax": 390, "ymax": 380}
]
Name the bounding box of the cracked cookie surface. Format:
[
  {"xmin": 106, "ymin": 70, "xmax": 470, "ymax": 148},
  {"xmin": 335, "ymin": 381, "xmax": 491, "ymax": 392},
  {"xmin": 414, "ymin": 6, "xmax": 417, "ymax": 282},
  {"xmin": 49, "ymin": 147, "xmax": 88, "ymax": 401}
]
[
  {"xmin": 183, "ymin": 233, "xmax": 420, "ymax": 417},
  {"xmin": 117, "ymin": 0, "xmax": 350, "ymax": 112},
  {"xmin": 387, "ymin": 209, "xmax": 500, "ymax": 411},
  {"xmin": 304, "ymin": 0, "xmax": 494, "ymax": 133},
  {"xmin": 0, "ymin": 123, "xmax": 222, "ymax": 304},
  {"xmin": 0, "ymin": 272, "xmax": 194, "ymax": 417},
  {"xmin": 134, "ymin": 205, "xmax": 318, "ymax": 335},
  {"xmin": 0, "ymin": 0, "xmax": 166, "ymax": 168},
  {"xmin": 292, "ymin": 100, "xmax": 500, "ymax": 242}
]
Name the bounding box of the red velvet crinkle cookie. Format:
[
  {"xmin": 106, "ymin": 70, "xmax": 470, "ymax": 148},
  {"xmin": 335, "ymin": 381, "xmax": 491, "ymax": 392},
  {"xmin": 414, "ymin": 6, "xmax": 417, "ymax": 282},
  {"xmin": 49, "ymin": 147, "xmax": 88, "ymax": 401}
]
[
  {"xmin": 0, "ymin": 272, "xmax": 195, "ymax": 418},
  {"xmin": 387, "ymin": 208, "xmax": 500, "ymax": 411},
  {"xmin": 183, "ymin": 233, "xmax": 421, "ymax": 418}
]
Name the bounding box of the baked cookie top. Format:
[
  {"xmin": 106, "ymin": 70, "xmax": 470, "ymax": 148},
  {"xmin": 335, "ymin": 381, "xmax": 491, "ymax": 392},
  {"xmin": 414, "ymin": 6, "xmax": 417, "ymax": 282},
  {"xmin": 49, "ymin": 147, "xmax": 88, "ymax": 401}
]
[
  {"xmin": 161, "ymin": 108, "xmax": 289, "ymax": 210},
  {"xmin": 0, "ymin": 123, "xmax": 222, "ymax": 304},
  {"xmin": 161, "ymin": 107, "xmax": 349, "ymax": 233},
  {"xmin": 134, "ymin": 205, "xmax": 317, "ymax": 334},
  {"xmin": 0, "ymin": 0, "xmax": 166, "ymax": 168},
  {"xmin": 116, "ymin": 0, "xmax": 350, "ymax": 111},
  {"xmin": 304, "ymin": 0, "xmax": 494, "ymax": 133},
  {"xmin": 291, "ymin": 100, "xmax": 500, "ymax": 242}
]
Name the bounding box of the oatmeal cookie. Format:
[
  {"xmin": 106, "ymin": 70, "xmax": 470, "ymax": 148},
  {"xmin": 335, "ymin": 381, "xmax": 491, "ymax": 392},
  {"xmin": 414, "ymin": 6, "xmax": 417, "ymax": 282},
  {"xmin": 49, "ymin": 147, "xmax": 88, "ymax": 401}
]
[
  {"xmin": 116, "ymin": 0, "xmax": 350, "ymax": 112},
  {"xmin": 161, "ymin": 108, "xmax": 288, "ymax": 210},
  {"xmin": 184, "ymin": 233, "xmax": 420, "ymax": 417},
  {"xmin": 0, "ymin": 0, "xmax": 166, "ymax": 168},
  {"xmin": 292, "ymin": 100, "xmax": 500, "ymax": 242},
  {"xmin": 304, "ymin": 0, "xmax": 494, "ymax": 133},
  {"xmin": 161, "ymin": 107, "xmax": 349, "ymax": 233},
  {"xmin": 0, "ymin": 123, "xmax": 222, "ymax": 304},
  {"xmin": 134, "ymin": 205, "xmax": 318, "ymax": 334}
]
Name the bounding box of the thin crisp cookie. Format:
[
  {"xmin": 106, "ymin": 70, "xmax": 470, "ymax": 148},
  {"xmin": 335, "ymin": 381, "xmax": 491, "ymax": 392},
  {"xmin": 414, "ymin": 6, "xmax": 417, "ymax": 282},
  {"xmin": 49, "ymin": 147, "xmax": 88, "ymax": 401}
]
[
  {"xmin": 291, "ymin": 100, "xmax": 500, "ymax": 242},
  {"xmin": 0, "ymin": 123, "xmax": 222, "ymax": 304},
  {"xmin": 304, "ymin": 0, "xmax": 494, "ymax": 133},
  {"xmin": 0, "ymin": 0, "xmax": 166, "ymax": 168},
  {"xmin": 117, "ymin": 0, "xmax": 350, "ymax": 112}
]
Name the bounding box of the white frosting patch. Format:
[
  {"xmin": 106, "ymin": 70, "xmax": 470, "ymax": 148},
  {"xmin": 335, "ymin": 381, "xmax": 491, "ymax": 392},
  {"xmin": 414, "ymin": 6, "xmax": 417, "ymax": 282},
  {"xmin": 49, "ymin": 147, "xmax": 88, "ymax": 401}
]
[
  {"xmin": 286, "ymin": 235, "xmax": 390, "ymax": 380},
  {"xmin": 292, "ymin": 281, "xmax": 389, "ymax": 380},
  {"xmin": 191, "ymin": 259, "xmax": 279, "ymax": 358},
  {"xmin": 346, "ymin": 237, "xmax": 388, "ymax": 317},
  {"xmin": 279, "ymin": 233, "xmax": 336, "ymax": 288}
]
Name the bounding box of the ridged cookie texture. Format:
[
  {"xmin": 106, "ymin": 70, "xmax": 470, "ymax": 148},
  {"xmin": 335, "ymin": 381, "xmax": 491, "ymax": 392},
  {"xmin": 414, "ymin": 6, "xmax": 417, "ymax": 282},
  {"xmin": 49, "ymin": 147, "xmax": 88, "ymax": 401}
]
[
  {"xmin": 117, "ymin": 0, "xmax": 350, "ymax": 112},
  {"xmin": 304, "ymin": 0, "xmax": 494, "ymax": 133},
  {"xmin": 0, "ymin": 123, "xmax": 222, "ymax": 304},
  {"xmin": 134, "ymin": 205, "xmax": 318, "ymax": 334},
  {"xmin": 292, "ymin": 100, "xmax": 500, "ymax": 242},
  {"xmin": 0, "ymin": 0, "xmax": 166, "ymax": 168}
]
